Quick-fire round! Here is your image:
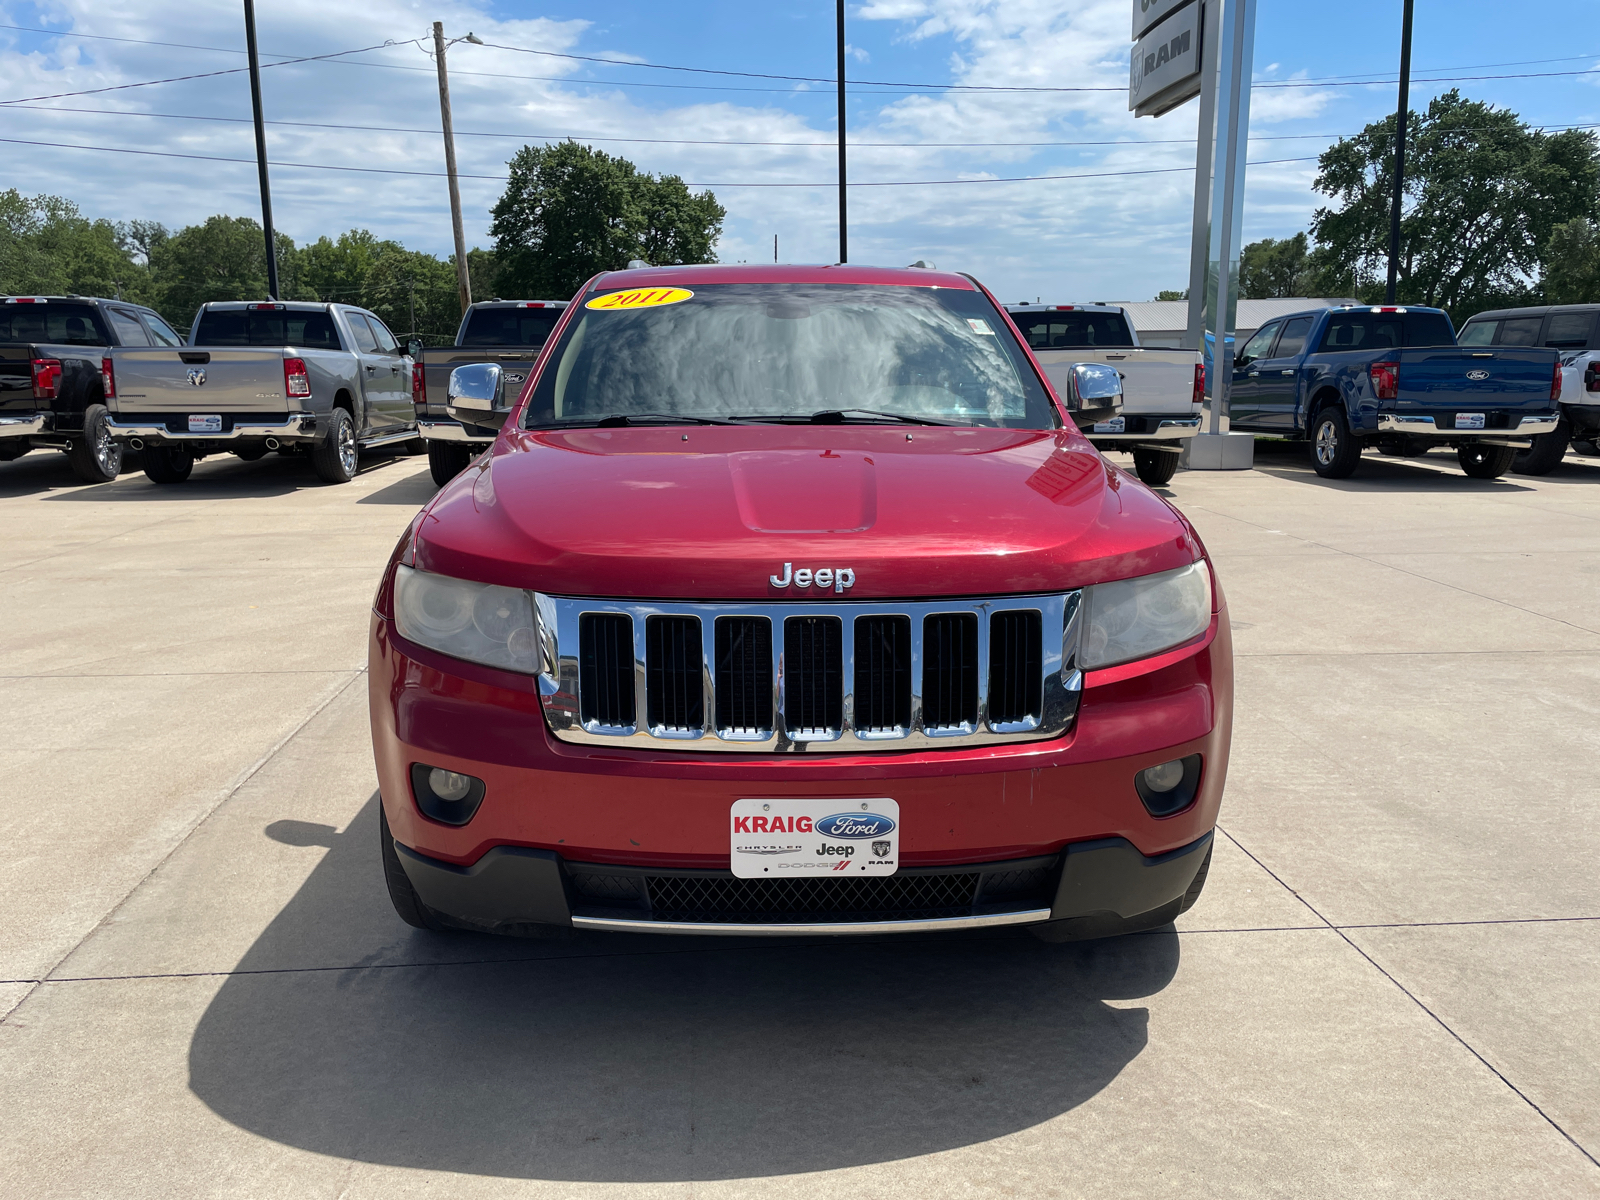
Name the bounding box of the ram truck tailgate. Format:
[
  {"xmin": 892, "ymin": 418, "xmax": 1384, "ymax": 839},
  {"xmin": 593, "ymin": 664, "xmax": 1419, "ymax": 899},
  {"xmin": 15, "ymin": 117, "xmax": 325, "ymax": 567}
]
[{"xmin": 109, "ymin": 348, "xmax": 294, "ymax": 413}]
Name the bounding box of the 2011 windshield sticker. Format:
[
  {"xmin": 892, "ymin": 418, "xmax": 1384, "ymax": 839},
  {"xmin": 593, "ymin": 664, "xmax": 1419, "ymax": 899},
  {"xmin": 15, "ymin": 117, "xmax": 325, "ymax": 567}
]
[{"xmin": 586, "ymin": 287, "xmax": 694, "ymax": 311}]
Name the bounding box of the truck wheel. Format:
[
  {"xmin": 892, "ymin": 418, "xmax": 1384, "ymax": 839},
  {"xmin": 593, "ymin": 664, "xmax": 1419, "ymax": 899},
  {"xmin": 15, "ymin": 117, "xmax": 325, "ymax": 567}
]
[
  {"xmin": 311, "ymin": 408, "xmax": 358, "ymax": 484},
  {"xmin": 1178, "ymin": 844, "xmax": 1212, "ymax": 914},
  {"xmin": 142, "ymin": 445, "xmax": 194, "ymax": 485},
  {"xmin": 1131, "ymin": 447, "xmax": 1180, "ymax": 486},
  {"xmin": 428, "ymin": 440, "xmax": 473, "ymax": 486},
  {"xmin": 380, "ymin": 804, "xmax": 446, "ymax": 931},
  {"xmin": 1511, "ymin": 419, "xmax": 1569, "ymax": 475},
  {"xmin": 66, "ymin": 403, "xmax": 123, "ymax": 484},
  {"xmin": 1458, "ymin": 443, "xmax": 1516, "ymax": 479},
  {"xmin": 1309, "ymin": 407, "xmax": 1361, "ymax": 479}
]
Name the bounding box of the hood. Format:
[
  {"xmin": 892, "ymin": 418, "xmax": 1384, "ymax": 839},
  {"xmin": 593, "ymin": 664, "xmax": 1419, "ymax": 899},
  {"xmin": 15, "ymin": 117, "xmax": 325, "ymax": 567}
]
[{"xmin": 413, "ymin": 425, "xmax": 1202, "ymax": 599}]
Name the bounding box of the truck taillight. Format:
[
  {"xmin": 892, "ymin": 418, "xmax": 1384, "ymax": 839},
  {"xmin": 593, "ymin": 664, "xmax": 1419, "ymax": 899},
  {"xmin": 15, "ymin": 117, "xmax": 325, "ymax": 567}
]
[
  {"xmin": 1551, "ymin": 361, "xmax": 1562, "ymax": 402},
  {"xmin": 412, "ymin": 361, "xmax": 426, "ymax": 407},
  {"xmin": 284, "ymin": 357, "xmax": 311, "ymax": 399},
  {"xmin": 101, "ymin": 357, "xmax": 115, "ymax": 399},
  {"xmin": 1586, "ymin": 362, "xmax": 1600, "ymax": 393},
  {"xmin": 1192, "ymin": 363, "xmax": 1205, "ymax": 405},
  {"xmin": 31, "ymin": 358, "xmax": 62, "ymax": 400},
  {"xmin": 1369, "ymin": 361, "xmax": 1399, "ymax": 401}
]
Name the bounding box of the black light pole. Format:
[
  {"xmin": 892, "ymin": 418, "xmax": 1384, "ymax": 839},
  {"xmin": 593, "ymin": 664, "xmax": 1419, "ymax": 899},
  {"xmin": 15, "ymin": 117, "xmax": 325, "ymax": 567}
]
[
  {"xmin": 1385, "ymin": 0, "xmax": 1414, "ymax": 304},
  {"xmin": 838, "ymin": 0, "xmax": 851, "ymax": 265},
  {"xmin": 242, "ymin": 0, "xmax": 279, "ymax": 299}
]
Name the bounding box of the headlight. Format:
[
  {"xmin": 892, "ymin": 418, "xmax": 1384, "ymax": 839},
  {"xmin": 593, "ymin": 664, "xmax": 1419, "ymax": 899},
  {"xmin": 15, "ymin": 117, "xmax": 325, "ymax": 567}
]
[
  {"xmin": 393, "ymin": 564, "xmax": 540, "ymax": 672},
  {"xmin": 1081, "ymin": 560, "xmax": 1211, "ymax": 669}
]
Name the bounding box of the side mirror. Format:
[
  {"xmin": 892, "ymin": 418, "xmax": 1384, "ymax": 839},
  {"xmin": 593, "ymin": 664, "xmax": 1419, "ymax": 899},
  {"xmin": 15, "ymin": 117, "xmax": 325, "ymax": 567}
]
[
  {"xmin": 1063, "ymin": 362, "xmax": 1124, "ymax": 412},
  {"xmin": 446, "ymin": 362, "xmax": 508, "ymax": 431},
  {"xmin": 405, "ymin": 337, "xmax": 425, "ymax": 360}
]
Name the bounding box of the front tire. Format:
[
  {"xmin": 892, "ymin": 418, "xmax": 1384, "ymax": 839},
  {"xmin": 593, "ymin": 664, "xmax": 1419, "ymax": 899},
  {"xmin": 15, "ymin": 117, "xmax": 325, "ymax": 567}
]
[
  {"xmin": 142, "ymin": 444, "xmax": 193, "ymax": 484},
  {"xmin": 1511, "ymin": 419, "xmax": 1569, "ymax": 475},
  {"xmin": 428, "ymin": 440, "xmax": 474, "ymax": 486},
  {"xmin": 1459, "ymin": 442, "xmax": 1516, "ymax": 479},
  {"xmin": 380, "ymin": 803, "xmax": 446, "ymax": 931},
  {"xmin": 1132, "ymin": 447, "xmax": 1180, "ymax": 487},
  {"xmin": 66, "ymin": 403, "xmax": 122, "ymax": 483},
  {"xmin": 311, "ymin": 407, "xmax": 358, "ymax": 484},
  {"xmin": 1309, "ymin": 407, "xmax": 1362, "ymax": 478}
]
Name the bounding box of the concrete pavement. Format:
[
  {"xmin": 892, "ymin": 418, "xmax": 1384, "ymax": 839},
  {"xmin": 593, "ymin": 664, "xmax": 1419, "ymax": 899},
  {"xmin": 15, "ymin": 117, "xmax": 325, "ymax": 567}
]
[{"xmin": 1, "ymin": 440, "xmax": 1596, "ymax": 1197}]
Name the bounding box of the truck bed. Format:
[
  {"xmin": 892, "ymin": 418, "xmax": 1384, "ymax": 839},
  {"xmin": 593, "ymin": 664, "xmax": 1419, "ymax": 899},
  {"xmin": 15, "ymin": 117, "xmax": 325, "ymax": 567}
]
[{"xmin": 1029, "ymin": 346, "xmax": 1200, "ymax": 415}]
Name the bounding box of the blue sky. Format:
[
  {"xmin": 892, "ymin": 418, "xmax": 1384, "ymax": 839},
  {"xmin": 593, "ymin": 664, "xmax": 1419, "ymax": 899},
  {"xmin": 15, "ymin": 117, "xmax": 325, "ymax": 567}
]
[{"xmin": 2, "ymin": 0, "xmax": 1598, "ymax": 302}]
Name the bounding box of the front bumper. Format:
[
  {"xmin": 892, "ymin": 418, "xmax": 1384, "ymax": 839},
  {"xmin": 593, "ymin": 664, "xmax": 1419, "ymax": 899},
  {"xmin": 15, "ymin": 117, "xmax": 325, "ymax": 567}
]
[
  {"xmin": 418, "ymin": 418, "xmax": 496, "ymax": 445},
  {"xmin": 1088, "ymin": 415, "xmax": 1202, "ymax": 444},
  {"xmin": 107, "ymin": 412, "xmax": 318, "ymax": 444},
  {"xmin": 0, "ymin": 412, "xmax": 50, "ymax": 440},
  {"xmin": 1375, "ymin": 412, "xmax": 1558, "ymax": 442}
]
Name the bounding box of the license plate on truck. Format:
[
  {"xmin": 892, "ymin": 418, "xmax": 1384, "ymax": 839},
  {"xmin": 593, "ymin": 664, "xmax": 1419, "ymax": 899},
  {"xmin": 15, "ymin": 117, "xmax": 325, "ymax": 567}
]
[
  {"xmin": 731, "ymin": 798, "xmax": 899, "ymax": 879},
  {"xmin": 188, "ymin": 414, "xmax": 222, "ymax": 433},
  {"xmin": 1456, "ymin": 412, "xmax": 1486, "ymax": 430},
  {"xmin": 1093, "ymin": 416, "xmax": 1126, "ymax": 433}
]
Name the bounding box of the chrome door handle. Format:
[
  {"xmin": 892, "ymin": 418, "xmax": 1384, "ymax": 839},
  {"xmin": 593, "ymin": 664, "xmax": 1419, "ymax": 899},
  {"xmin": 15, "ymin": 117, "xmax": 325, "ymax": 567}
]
[
  {"xmin": 1247, "ymin": 370, "xmax": 1259, "ymax": 377},
  {"xmin": 366, "ymin": 365, "xmax": 377, "ymax": 373},
  {"xmin": 1281, "ymin": 369, "xmax": 1295, "ymax": 376}
]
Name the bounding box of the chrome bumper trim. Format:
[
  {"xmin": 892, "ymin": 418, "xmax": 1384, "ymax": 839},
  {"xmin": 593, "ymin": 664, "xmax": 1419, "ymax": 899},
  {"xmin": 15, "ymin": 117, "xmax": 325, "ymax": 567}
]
[
  {"xmin": 570, "ymin": 908, "xmax": 1053, "ymax": 937},
  {"xmin": 1376, "ymin": 413, "xmax": 1560, "ymax": 436},
  {"xmin": 0, "ymin": 413, "xmax": 49, "ymax": 438},
  {"xmin": 107, "ymin": 412, "xmax": 318, "ymax": 442},
  {"xmin": 418, "ymin": 418, "xmax": 495, "ymax": 444},
  {"xmin": 1089, "ymin": 416, "xmax": 1202, "ymax": 441}
]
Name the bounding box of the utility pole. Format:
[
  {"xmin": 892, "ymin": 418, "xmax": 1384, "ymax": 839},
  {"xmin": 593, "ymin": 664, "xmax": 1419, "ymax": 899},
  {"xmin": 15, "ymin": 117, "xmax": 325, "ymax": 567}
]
[
  {"xmin": 242, "ymin": 0, "xmax": 279, "ymax": 299},
  {"xmin": 836, "ymin": 0, "xmax": 847, "ymax": 264},
  {"xmin": 774, "ymin": 234, "xmax": 779, "ymax": 263},
  {"xmin": 1385, "ymin": 0, "xmax": 1415, "ymax": 304},
  {"xmin": 434, "ymin": 22, "xmax": 476, "ymax": 316}
]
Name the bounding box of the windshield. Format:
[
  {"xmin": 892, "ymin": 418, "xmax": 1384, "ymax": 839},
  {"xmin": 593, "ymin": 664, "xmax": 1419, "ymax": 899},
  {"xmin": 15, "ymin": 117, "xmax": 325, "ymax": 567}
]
[
  {"xmin": 0, "ymin": 303, "xmax": 108, "ymax": 346},
  {"xmin": 461, "ymin": 306, "xmax": 563, "ymax": 348},
  {"xmin": 1009, "ymin": 311, "xmax": 1135, "ymax": 350},
  {"xmin": 195, "ymin": 309, "xmax": 342, "ymax": 350},
  {"xmin": 524, "ymin": 283, "xmax": 1055, "ymax": 428}
]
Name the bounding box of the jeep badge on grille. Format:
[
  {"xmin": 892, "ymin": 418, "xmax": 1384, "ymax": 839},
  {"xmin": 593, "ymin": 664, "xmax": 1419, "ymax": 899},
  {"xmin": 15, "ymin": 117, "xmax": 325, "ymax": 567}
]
[{"xmin": 769, "ymin": 562, "xmax": 855, "ymax": 593}]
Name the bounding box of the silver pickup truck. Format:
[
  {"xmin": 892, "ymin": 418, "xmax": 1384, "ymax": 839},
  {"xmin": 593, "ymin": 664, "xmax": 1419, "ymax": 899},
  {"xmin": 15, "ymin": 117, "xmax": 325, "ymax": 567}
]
[
  {"xmin": 415, "ymin": 299, "xmax": 567, "ymax": 484},
  {"xmin": 1007, "ymin": 304, "xmax": 1203, "ymax": 486},
  {"xmin": 105, "ymin": 301, "xmax": 419, "ymax": 485}
]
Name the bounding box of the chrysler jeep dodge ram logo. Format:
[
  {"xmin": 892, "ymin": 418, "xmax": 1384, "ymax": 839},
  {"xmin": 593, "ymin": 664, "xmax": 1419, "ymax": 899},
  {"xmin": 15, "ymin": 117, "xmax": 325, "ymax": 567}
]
[
  {"xmin": 769, "ymin": 562, "xmax": 856, "ymax": 593},
  {"xmin": 187, "ymin": 368, "xmax": 206, "ymax": 387},
  {"xmin": 814, "ymin": 812, "xmax": 895, "ymax": 838}
]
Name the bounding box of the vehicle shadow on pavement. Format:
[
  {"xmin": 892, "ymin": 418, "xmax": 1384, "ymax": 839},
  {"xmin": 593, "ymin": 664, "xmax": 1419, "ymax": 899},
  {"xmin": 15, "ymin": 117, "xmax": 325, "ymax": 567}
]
[
  {"xmin": 35, "ymin": 450, "xmax": 413, "ymax": 501},
  {"xmin": 357, "ymin": 468, "xmax": 440, "ymax": 506},
  {"xmin": 190, "ymin": 795, "xmax": 1179, "ymax": 1181},
  {"xmin": 1247, "ymin": 441, "xmax": 1539, "ymax": 493}
]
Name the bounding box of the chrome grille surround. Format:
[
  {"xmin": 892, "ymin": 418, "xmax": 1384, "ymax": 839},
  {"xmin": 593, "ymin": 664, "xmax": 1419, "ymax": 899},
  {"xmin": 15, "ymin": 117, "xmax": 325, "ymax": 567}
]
[{"xmin": 534, "ymin": 591, "xmax": 1083, "ymax": 753}]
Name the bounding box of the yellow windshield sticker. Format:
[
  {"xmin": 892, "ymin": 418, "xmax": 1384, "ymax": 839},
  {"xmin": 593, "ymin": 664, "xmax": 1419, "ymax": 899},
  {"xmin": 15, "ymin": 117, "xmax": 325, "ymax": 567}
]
[{"xmin": 586, "ymin": 286, "xmax": 694, "ymax": 311}]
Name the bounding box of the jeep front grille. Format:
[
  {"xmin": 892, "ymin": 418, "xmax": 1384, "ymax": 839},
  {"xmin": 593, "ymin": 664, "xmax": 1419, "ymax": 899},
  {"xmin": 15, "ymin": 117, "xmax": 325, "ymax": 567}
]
[{"xmin": 534, "ymin": 591, "xmax": 1082, "ymax": 753}]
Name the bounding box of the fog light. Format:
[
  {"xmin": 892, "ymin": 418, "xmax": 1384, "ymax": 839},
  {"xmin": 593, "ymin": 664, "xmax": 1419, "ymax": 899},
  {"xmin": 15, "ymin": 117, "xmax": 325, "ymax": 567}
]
[
  {"xmin": 428, "ymin": 768, "xmax": 473, "ymax": 802},
  {"xmin": 1134, "ymin": 754, "xmax": 1202, "ymax": 818},
  {"xmin": 410, "ymin": 763, "xmax": 486, "ymax": 826},
  {"xmin": 1141, "ymin": 760, "xmax": 1185, "ymax": 793}
]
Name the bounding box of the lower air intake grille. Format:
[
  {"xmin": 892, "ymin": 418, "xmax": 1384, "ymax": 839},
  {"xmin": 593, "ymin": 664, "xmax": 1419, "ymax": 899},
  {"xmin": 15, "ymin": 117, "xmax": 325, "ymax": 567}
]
[
  {"xmin": 783, "ymin": 616, "xmax": 842, "ymax": 736},
  {"xmin": 714, "ymin": 616, "xmax": 773, "ymax": 736},
  {"xmin": 987, "ymin": 609, "xmax": 1042, "ymax": 726},
  {"xmin": 578, "ymin": 613, "xmax": 634, "ymax": 729},
  {"xmin": 922, "ymin": 612, "xmax": 979, "ymax": 730},
  {"xmin": 854, "ymin": 615, "xmax": 911, "ymax": 734},
  {"xmin": 646, "ymin": 615, "xmax": 702, "ymax": 733},
  {"xmin": 649, "ymin": 873, "xmax": 981, "ymax": 922}
]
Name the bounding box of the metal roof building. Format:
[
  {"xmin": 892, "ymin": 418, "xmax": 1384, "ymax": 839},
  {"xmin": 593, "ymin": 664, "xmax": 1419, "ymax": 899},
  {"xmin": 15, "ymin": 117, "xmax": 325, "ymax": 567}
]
[{"xmin": 1118, "ymin": 298, "xmax": 1362, "ymax": 347}]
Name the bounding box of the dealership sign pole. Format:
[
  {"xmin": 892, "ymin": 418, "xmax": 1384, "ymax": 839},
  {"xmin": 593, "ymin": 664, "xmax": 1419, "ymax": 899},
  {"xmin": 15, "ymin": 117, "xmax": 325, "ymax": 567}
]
[
  {"xmin": 241, "ymin": 0, "xmax": 279, "ymax": 301},
  {"xmin": 1131, "ymin": 0, "xmax": 1257, "ymax": 470}
]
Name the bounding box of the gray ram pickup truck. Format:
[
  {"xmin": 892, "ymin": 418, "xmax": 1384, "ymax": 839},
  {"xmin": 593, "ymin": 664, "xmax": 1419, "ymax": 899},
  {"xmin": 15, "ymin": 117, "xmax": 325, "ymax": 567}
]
[
  {"xmin": 106, "ymin": 301, "xmax": 420, "ymax": 485},
  {"xmin": 415, "ymin": 299, "xmax": 566, "ymax": 484}
]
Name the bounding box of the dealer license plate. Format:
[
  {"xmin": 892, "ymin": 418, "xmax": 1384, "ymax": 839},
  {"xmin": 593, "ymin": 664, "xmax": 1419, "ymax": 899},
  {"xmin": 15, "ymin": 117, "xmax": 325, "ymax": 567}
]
[
  {"xmin": 730, "ymin": 798, "xmax": 899, "ymax": 879},
  {"xmin": 188, "ymin": 414, "xmax": 222, "ymax": 433},
  {"xmin": 1093, "ymin": 416, "xmax": 1126, "ymax": 433},
  {"xmin": 1455, "ymin": 412, "xmax": 1486, "ymax": 430}
]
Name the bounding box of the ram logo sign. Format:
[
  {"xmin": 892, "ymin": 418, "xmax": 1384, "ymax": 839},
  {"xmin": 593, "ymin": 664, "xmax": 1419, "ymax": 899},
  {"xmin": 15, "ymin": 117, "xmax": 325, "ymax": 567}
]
[{"xmin": 1129, "ymin": 0, "xmax": 1201, "ymax": 118}]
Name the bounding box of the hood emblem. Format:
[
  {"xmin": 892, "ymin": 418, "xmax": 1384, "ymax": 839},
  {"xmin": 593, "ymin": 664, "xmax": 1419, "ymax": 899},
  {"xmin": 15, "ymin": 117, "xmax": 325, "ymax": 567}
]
[
  {"xmin": 1465, "ymin": 369, "xmax": 1489, "ymax": 380},
  {"xmin": 187, "ymin": 368, "xmax": 207, "ymax": 387},
  {"xmin": 770, "ymin": 562, "xmax": 856, "ymax": 593}
]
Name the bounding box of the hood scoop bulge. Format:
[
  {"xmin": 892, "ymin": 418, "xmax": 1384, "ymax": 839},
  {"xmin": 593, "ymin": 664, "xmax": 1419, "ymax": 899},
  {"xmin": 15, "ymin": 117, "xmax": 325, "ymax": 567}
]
[{"xmin": 728, "ymin": 449, "xmax": 878, "ymax": 533}]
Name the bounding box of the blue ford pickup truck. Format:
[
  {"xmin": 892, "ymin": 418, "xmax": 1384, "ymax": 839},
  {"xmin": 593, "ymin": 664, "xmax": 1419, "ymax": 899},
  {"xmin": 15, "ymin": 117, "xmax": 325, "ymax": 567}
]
[{"xmin": 1227, "ymin": 305, "xmax": 1562, "ymax": 479}]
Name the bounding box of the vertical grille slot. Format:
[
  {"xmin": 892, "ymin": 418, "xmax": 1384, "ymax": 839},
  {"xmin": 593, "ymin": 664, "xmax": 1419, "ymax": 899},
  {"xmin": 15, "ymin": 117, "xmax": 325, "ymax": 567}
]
[
  {"xmin": 922, "ymin": 612, "xmax": 979, "ymax": 730},
  {"xmin": 854, "ymin": 615, "xmax": 911, "ymax": 735},
  {"xmin": 646, "ymin": 615, "xmax": 703, "ymax": 734},
  {"xmin": 714, "ymin": 616, "xmax": 773, "ymax": 737},
  {"xmin": 578, "ymin": 612, "xmax": 635, "ymax": 730},
  {"xmin": 783, "ymin": 616, "xmax": 842, "ymax": 737},
  {"xmin": 987, "ymin": 610, "xmax": 1042, "ymax": 727}
]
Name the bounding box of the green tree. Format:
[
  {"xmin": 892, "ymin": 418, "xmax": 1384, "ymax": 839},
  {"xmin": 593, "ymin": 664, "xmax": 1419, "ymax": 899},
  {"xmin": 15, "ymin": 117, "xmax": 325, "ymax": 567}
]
[
  {"xmin": 490, "ymin": 141, "xmax": 724, "ymax": 299},
  {"xmin": 149, "ymin": 215, "xmax": 303, "ymax": 330},
  {"xmin": 1153, "ymin": 289, "xmax": 1187, "ymax": 301},
  {"xmin": 1542, "ymin": 217, "xmax": 1600, "ymax": 304},
  {"xmin": 0, "ymin": 190, "xmax": 150, "ymax": 302},
  {"xmin": 1239, "ymin": 233, "xmax": 1312, "ymax": 298},
  {"xmin": 1310, "ymin": 90, "xmax": 1600, "ymax": 317}
]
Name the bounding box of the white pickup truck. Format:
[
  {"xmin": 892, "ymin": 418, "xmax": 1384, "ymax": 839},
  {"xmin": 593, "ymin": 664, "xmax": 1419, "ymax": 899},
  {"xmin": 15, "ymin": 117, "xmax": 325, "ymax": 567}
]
[{"xmin": 1006, "ymin": 304, "xmax": 1203, "ymax": 486}]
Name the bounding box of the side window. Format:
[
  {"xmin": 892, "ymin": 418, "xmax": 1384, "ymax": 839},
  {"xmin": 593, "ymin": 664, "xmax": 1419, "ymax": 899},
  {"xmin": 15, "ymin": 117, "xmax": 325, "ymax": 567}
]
[
  {"xmin": 141, "ymin": 313, "xmax": 184, "ymax": 346},
  {"xmin": 1496, "ymin": 317, "xmax": 1542, "ymax": 346},
  {"xmin": 1272, "ymin": 316, "xmax": 1315, "ymax": 359},
  {"xmin": 1237, "ymin": 322, "xmax": 1281, "ymax": 364},
  {"xmin": 363, "ymin": 314, "xmax": 401, "ymax": 354},
  {"xmin": 1457, "ymin": 321, "xmax": 1496, "ymax": 346},
  {"xmin": 345, "ymin": 312, "xmax": 379, "ymax": 354},
  {"xmin": 1544, "ymin": 312, "xmax": 1595, "ymax": 349},
  {"xmin": 105, "ymin": 307, "xmax": 151, "ymax": 346}
]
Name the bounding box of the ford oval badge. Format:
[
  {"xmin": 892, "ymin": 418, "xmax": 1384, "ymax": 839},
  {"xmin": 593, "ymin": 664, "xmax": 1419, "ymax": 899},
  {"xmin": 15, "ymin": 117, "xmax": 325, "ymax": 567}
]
[
  {"xmin": 1466, "ymin": 369, "xmax": 1489, "ymax": 381},
  {"xmin": 814, "ymin": 812, "xmax": 896, "ymax": 839}
]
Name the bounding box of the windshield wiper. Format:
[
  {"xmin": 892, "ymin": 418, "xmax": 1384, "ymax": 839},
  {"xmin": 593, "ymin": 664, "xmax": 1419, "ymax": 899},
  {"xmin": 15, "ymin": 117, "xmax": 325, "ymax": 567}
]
[
  {"xmin": 538, "ymin": 412, "xmax": 737, "ymax": 428},
  {"xmin": 730, "ymin": 409, "xmax": 957, "ymax": 426}
]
